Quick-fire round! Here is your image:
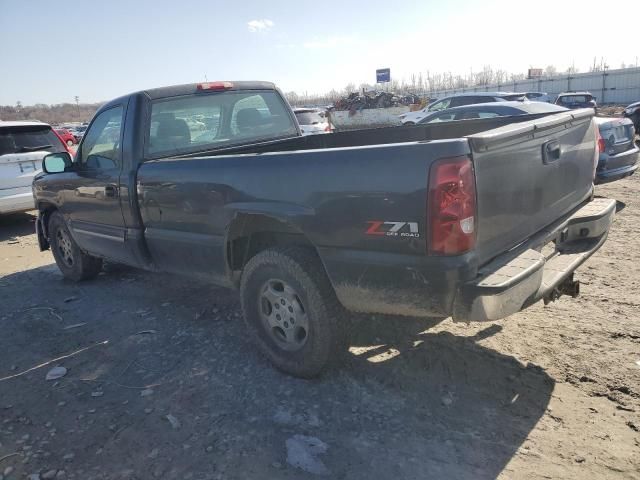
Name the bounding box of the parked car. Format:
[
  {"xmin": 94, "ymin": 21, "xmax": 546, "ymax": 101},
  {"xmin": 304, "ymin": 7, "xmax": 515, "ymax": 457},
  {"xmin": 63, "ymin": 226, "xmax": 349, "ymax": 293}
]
[
  {"xmin": 33, "ymin": 81, "xmax": 615, "ymax": 377},
  {"xmin": 623, "ymin": 101, "xmax": 640, "ymax": 132},
  {"xmin": 399, "ymin": 92, "xmax": 526, "ymax": 124},
  {"xmin": 594, "ymin": 116, "xmax": 638, "ymax": 184},
  {"xmin": 555, "ymin": 92, "xmax": 597, "ymax": 110},
  {"xmin": 0, "ymin": 121, "xmax": 69, "ymax": 214},
  {"xmin": 293, "ymin": 108, "xmax": 332, "ymax": 135},
  {"xmin": 68, "ymin": 125, "xmax": 87, "ymax": 143},
  {"xmin": 413, "ymin": 101, "xmax": 567, "ymax": 124},
  {"xmin": 521, "ymin": 92, "xmax": 551, "ymax": 103},
  {"xmin": 55, "ymin": 128, "xmax": 76, "ymax": 146}
]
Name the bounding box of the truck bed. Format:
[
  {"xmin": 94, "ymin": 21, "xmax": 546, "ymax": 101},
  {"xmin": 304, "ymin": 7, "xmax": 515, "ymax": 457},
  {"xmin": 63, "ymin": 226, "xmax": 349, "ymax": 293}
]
[{"xmin": 137, "ymin": 109, "xmax": 598, "ymax": 317}]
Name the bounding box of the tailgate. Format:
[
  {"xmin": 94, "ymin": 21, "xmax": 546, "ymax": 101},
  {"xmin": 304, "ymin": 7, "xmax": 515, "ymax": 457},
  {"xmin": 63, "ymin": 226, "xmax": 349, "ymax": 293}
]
[
  {"xmin": 468, "ymin": 109, "xmax": 596, "ymax": 265},
  {"xmin": 0, "ymin": 152, "xmax": 46, "ymax": 190}
]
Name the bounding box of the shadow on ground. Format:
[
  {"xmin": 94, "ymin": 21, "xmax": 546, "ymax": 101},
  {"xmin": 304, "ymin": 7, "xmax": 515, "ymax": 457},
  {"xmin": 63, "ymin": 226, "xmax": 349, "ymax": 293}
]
[
  {"xmin": 0, "ymin": 210, "xmax": 37, "ymax": 242},
  {"xmin": 0, "ymin": 265, "xmax": 553, "ymax": 480}
]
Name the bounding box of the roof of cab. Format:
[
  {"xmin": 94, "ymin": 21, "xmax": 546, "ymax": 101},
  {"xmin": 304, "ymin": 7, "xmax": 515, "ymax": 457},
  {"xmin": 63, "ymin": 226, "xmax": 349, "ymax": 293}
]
[
  {"xmin": 142, "ymin": 81, "xmax": 277, "ymax": 100},
  {"xmin": 98, "ymin": 81, "xmax": 279, "ymax": 112}
]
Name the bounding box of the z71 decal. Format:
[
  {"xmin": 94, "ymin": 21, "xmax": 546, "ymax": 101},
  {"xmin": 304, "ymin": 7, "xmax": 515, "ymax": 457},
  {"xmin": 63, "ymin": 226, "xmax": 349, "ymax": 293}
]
[{"xmin": 365, "ymin": 221, "xmax": 420, "ymax": 238}]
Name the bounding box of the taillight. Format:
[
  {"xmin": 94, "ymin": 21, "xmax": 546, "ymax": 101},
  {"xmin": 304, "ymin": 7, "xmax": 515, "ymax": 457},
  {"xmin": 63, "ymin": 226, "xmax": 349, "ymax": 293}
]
[
  {"xmin": 197, "ymin": 81, "xmax": 233, "ymax": 91},
  {"xmin": 597, "ymin": 130, "xmax": 606, "ymax": 153},
  {"xmin": 427, "ymin": 156, "xmax": 477, "ymax": 255}
]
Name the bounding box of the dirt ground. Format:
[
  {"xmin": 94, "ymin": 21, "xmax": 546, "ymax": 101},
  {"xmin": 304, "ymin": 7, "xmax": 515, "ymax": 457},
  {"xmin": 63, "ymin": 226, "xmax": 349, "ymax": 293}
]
[{"xmin": 1, "ymin": 175, "xmax": 639, "ymax": 480}]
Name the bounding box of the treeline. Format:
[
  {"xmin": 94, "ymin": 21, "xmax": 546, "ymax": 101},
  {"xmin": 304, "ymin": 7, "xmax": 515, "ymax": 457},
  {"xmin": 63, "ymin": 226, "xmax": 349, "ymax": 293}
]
[
  {"xmin": 0, "ymin": 102, "xmax": 103, "ymax": 125},
  {"xmin": 286, "ymin": 61, "xmax": 638, "ymax": 106}
]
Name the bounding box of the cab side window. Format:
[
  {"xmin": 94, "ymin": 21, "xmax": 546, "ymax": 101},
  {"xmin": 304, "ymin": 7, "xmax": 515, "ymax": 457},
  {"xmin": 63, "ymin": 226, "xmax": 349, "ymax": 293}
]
[{"xmin": 79, "ymin": 106, "xmax": 124, "ymax": 169}]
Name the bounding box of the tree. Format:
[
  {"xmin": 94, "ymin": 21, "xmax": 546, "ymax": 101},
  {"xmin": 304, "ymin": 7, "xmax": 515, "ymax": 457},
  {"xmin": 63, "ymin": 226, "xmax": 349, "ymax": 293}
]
[
  {"xmin": 544, "ymin": 65, "xmax": 557, "ymax": 77},
  {"xmin": 343, "ymin": 83, "xmax": 356, "ymax": 94},
  {"xmin": 566, "ymin": 65, "xmax": 579, "ymax": 75}
]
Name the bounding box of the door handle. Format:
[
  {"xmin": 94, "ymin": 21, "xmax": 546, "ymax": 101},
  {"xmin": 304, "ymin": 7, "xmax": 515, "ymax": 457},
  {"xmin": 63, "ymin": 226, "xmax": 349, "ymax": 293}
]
[
  {"xmin": 542, "ymin": 140, "xmax": 561, "ymax": 164},
  {"xmin": 104, "ymin": 184, "xmax": 118, "ymax": 198}
]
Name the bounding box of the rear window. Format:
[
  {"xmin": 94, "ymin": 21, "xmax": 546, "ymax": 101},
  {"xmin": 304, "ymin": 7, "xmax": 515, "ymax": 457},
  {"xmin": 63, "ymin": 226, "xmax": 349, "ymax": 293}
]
[
  {"xmin": 295, "ymin": 111, "xmax": 325, "ymax": 125},
  {"xmin": 147, "ymin": 90, "xmax": 297, "ymax": 157},
  {"xmin": 559, "ymin": 95, "xmax": 590, "ymax": 103},
  {"xmin": 0, "ymin": 126, "xmax": 66, "ymax": 156}
]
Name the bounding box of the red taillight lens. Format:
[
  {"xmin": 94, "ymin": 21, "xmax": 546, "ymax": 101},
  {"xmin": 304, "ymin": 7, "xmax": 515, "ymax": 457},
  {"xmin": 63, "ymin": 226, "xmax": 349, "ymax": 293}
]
[
  {"xmin": 427, "ymin": 156, "xmax": 477, "ymax": 255},
  {"xmin": 597, "ymin": 130, "xmax": 606, "ymax": 153}
]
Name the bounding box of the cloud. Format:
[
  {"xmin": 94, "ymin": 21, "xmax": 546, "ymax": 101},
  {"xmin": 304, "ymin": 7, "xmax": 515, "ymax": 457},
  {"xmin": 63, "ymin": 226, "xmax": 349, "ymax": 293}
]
[
  {"xmin": 303, "ymin": 36, "xmax": 354, "ymax": 49},
  {"xmin": 247, "ymin": 19, "xmax": 274, "ymax": 33}
]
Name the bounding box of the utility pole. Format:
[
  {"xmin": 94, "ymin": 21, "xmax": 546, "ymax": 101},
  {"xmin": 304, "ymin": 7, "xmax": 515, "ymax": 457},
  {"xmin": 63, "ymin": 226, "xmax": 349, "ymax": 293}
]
[
  {"xmin": 601, "ymin": 64, "xmax": 609, "ymax": 105},
  {"xmin": 74, "ymin": 96, "xmax": 80, "ymax": 122}
]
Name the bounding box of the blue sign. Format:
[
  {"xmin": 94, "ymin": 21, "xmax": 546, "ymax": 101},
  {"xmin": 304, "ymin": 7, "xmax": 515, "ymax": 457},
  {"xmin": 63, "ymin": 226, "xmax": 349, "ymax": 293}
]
[{"xmin": 376, "ymin": 68, "xmax": 390, "ymax": 83}]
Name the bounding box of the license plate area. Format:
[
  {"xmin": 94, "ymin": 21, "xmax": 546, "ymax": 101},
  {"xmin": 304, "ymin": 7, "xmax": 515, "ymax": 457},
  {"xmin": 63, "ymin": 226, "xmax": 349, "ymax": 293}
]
[{"xmin": 18, "ymin": 161, "xmax": 38, "ymax": 173}]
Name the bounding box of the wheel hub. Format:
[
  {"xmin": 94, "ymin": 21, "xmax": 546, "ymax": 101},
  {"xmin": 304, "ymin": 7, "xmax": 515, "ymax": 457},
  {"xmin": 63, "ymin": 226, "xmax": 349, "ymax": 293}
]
[
  {"xmin": 56, "ymin": 228, "xmax": 74, "ymax": 267},
  {"xmin": 259, "ymin": 279, "xmax": 309, "ymax": 351}
]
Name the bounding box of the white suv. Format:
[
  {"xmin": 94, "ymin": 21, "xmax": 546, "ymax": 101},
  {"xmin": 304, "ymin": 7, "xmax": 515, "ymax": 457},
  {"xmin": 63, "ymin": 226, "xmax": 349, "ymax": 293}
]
[{"xmin": 0, "ymin": 121, "xmax": 69, "ymax": 214}]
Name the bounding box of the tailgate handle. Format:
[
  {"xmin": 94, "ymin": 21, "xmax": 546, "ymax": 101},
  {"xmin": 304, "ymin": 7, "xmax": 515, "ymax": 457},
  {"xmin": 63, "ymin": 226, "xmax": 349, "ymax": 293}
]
[{"xmin": 542, "ymin": 140, "xmax": 561, "ymax": 164}]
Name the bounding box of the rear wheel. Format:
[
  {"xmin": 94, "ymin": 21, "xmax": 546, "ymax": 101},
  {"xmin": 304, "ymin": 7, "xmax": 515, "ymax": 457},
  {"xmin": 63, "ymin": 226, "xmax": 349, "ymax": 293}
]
[
  {"xmin": 240, "ymin": 247, "xmax": 348, "ymax": 378},
  {"xmin": 48, "ymin": 212, "xmax": 102, "ymax": 281}
]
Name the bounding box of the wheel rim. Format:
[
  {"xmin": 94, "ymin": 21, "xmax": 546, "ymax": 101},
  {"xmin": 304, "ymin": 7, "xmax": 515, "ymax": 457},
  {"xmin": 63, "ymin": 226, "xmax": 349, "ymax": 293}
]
[
  {"xmin": 67, "ymin": 140, "xmax": 73, "ymax": 146},
  {"xmin": 56, "ymin": 228, "xmax": 74, "ymax": 267},
  {"xmin": 258, "ymin": 279, "xmax": 309, "ymax": 351}
]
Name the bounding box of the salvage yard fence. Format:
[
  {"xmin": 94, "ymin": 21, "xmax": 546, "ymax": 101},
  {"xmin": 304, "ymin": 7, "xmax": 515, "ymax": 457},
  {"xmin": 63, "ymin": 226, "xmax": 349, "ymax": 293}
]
[{"xmin": 425, "ymin": 67, "xmax": 640, "ymax": 105}]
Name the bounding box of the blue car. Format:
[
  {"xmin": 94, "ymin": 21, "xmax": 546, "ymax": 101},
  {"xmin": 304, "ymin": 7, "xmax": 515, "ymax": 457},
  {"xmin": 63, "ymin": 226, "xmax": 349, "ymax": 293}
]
[{"xmin": 594, "ymin": 116, "xmax": 638, "ymax": 184}]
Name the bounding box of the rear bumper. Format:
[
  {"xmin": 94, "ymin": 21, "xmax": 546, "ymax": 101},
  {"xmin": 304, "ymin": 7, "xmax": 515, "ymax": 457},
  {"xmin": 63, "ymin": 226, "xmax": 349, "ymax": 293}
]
[
  {"xmin": 0, "ymin": 189, "xmax": 36, "ymax": 214},
  {"xmin": 321, "ymin": 198, "xmax": 616, "ymax": 321},
  {"xmin": 452, "ymin": 197, "xmax": 616, "ymax": 321},
  {"xmin": 595, "ymin": 146, "xmax": 639, "ymax": 184}
]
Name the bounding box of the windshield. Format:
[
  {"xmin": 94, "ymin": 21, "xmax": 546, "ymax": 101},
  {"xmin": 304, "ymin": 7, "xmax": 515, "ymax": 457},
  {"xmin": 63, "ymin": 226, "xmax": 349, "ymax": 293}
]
[
  {"xmin": 147, "ymin": 90, "xmax": 297, "ymax": 157},
  {"xmin": 0, "ymin": 126, "xmax": 66, "ymax": 155}
]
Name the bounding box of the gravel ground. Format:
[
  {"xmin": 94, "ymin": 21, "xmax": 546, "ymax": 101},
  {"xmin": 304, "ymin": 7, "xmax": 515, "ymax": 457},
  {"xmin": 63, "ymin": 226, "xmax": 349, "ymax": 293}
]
[{"xmin": 0, "ymin": 174, "xmax": 639, "ymax": 480}]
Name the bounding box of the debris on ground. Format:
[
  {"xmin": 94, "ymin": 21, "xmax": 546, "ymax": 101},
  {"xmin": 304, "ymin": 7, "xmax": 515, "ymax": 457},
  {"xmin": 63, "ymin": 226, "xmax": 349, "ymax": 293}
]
[
  {"xmin": 285, "ymin": 434, "xmax": 330, "ymax": 476},
  {"xmin": 45, "ymin": 366, "xmax": 67, "ymax": 381},
  {"xmin": 333, "ymin": 91, "xmax": 421, "ymax": 111},
  {"xmin": 165, "ymin": 414, "xmax": 181, "ymax": 430}
]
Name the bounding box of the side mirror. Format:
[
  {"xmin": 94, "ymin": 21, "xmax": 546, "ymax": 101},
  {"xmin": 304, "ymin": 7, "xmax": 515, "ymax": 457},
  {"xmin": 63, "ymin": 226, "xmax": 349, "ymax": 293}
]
[{"xmin": 42, "ymin": 152, "xmax": 72, "ymax": 174}]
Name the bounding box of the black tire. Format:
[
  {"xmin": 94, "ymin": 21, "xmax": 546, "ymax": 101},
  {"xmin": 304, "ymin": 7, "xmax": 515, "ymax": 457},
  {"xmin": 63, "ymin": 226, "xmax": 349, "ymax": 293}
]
[
  {"xmin": 404, "ymin": 121, "xmax": 415, "ymax": 126},
  {"xmin": 48, "ymin": 212, "xmax": 103, "ymax": 281},
  {"xmin": 240, "ymin": 247, "xmax": 348, "ymax": 378}
]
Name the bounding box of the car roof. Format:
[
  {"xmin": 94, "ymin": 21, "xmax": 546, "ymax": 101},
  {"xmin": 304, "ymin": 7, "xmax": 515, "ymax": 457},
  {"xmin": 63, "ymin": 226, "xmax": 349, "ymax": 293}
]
[
  {"xmin": 422, "ymin": 101, "xmax": 567, "ymax": 119},
  {"xmin": 293, "ymin": 108, "xmax": 323, "ymax": 113},
  {"xmin": 0, "ymin": 120, "xmax": 50, "ymax": 128},
  {"xmin": 557, "ymin": 91, "xmax": 592, "ymax": 96},
  {"xmin": 448, "ymin": 91, "xmax": 518, "ymax": 97}
]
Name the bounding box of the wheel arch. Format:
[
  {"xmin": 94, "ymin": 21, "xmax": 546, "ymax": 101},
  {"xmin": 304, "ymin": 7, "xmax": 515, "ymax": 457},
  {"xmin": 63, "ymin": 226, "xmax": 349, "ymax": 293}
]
[
  {"xmin": 225, "ymin": 212, "xmax": 323, "ymax": 288},
  {"xmin": 35, "ymin": 201, "xmax": 59, "ymax": 250}
]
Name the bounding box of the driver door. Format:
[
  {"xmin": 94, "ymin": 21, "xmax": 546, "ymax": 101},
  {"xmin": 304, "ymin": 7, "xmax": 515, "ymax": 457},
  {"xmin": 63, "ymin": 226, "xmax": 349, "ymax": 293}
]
[{"xmin": 63, "ymin": 104, "xmax": 130, "ymax": 262}]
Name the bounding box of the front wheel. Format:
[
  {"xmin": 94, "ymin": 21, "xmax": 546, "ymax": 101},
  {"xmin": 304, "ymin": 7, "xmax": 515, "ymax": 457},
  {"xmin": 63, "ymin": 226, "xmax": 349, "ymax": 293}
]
[
  {"xmin": 48, "ymin": 212, "xmax": 103, "ymax": 281},
  {"xmin": 240, "ymin": 247, "xmax": 348, "ymax": 378}
]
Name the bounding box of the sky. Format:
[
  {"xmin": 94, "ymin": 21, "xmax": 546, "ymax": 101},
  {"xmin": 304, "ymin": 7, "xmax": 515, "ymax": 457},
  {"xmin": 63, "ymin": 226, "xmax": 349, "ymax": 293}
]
[{"xmin": 1, "ymin": 0, "xmax": 639, "ymax": 105}]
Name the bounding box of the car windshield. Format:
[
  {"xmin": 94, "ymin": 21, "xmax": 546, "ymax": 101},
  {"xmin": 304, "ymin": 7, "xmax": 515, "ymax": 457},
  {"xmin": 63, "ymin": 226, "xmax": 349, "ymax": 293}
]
[
  {"xmin": 147, "ymin": 90, "xmax": 298, "ymax": 157},
  {"xmin": 295, "ymin": 111, "xmax": 325, "ymax": 125},
  {"xmin": 0, "ymin": 126, "xmax": 66, "ymax": 155}
]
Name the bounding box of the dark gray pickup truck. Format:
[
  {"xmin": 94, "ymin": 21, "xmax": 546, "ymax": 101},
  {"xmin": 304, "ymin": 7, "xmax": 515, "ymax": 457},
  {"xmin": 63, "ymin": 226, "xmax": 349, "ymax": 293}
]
[{"xmin": 33, "ymin": 81, "xmax": 616, "ymax": 377}]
